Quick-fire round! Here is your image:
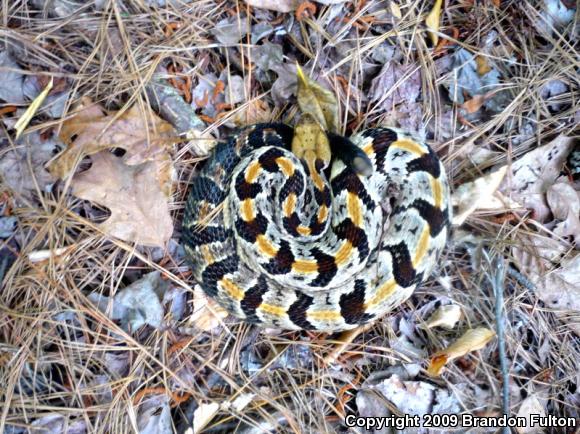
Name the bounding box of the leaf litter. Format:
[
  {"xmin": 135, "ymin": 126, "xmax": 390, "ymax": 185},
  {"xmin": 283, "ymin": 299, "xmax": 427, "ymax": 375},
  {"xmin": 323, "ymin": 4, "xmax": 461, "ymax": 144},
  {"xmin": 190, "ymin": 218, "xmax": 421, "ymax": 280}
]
[{"xmin": 1, "ymin": 0, "xmax": 579, "ymax": 432}]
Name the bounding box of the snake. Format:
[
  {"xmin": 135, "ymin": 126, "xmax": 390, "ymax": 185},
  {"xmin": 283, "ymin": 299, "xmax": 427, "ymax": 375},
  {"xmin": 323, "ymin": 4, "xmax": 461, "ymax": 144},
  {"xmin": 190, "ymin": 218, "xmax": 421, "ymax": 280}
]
[{"xmin": 182, "ymin": 123, "xmax": 451, "ymax": 331}]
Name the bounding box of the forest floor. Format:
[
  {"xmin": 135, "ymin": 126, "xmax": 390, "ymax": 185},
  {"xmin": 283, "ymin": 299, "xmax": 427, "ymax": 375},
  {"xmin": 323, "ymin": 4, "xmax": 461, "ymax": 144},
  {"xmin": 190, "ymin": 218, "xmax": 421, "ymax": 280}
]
[{"xmin": 0, "ymin": 0, "xmax": 578, "ymax": 433}]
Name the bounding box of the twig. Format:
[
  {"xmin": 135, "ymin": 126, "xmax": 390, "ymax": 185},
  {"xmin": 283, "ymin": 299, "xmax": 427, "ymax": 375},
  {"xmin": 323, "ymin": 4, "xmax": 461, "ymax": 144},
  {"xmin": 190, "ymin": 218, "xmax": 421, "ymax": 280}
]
[
  {"xmin": 506, "ymin": 267, "xmax": 536, "ymax": 292},
  {"xmin": 487, "ymin": 253, "xmax": 510, "ymax": 434}
]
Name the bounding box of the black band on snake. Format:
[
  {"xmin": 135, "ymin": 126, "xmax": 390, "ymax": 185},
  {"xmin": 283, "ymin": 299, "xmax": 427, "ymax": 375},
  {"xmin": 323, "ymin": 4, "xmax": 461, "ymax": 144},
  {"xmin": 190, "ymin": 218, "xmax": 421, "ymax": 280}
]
[{"xmin": 182, "ymin": 123, "xmax": 451, "ymax": 331}]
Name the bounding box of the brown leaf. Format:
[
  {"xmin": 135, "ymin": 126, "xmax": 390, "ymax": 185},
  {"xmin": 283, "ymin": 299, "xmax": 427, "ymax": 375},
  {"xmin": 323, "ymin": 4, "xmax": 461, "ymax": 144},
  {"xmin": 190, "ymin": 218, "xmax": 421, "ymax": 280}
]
[
  {"xmin": 296, "ymin": 64, "xmax": 339, "ymax": 133},
  {"xmin": 72, "ymin": 151, "xmax": 173, "ymax": 247},
  {"xmin": 50, "ymin": 98, "xmax": 175, "ymax": 180},
  {"xmin": 502, "ymin": 135, "xmax": 575, "ymax": 221}
]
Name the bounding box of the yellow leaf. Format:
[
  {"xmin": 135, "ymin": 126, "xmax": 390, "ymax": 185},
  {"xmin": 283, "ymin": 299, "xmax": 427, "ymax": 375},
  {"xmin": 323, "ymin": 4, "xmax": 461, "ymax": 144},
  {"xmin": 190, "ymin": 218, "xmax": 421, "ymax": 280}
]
[
  {"xmin": 389, "ymin": 1, "xmax": 402, "ymax": 19},
  {"xmin": 296, "ymin": 64, "xmax": 339, "ymax": 133},
  {"xmin": 425, "ymin": 0, "xmax": 443, "ymax": 46},
  {"xmin": 14, "ymin": 77, "xmax": 53, "ymax": 139},
  {"xmin": 427, "ymin": 327, "xmax": 495, "ymax": 376},
  {"xmin": 476, "ymin": 55, "xmax": 492, "ymax": 75}
]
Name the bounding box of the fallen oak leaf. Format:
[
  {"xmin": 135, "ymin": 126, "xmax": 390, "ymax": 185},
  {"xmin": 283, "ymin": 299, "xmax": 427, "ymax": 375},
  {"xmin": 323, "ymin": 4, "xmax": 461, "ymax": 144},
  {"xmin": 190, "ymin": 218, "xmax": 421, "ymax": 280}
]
[
  {"xmin": 427, "ymin": 327, "xmax": 495, "ymax": 376},
  {"xmin": 501, "ymin": 135, "xmax": 575, "ymax": 222},
  {"xmin": 50, "ymin": 98, "xmax": 175, "ymax": 180},
  {"xmin": 72, "ymin": 151, "xmax": 173, "ymax": 247}
]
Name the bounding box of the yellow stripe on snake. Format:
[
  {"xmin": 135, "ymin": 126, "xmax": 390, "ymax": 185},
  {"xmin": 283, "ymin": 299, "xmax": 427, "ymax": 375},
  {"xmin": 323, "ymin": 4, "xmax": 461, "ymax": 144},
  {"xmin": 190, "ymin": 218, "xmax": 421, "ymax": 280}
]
[{"xmin": 182, "ymin": 123, "xmax": 451, "ymax": 331}]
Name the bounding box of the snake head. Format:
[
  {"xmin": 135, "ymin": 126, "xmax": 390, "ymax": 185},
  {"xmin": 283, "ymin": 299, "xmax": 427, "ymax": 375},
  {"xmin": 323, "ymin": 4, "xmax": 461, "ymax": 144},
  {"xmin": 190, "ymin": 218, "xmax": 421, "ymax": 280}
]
[
  {"xmin": 327, "ymin": 131, "xmax": 373, "ymax": 177},
  {"xmin": 291, "ymin": 114, "xmax": 331, "ymax": 170}
]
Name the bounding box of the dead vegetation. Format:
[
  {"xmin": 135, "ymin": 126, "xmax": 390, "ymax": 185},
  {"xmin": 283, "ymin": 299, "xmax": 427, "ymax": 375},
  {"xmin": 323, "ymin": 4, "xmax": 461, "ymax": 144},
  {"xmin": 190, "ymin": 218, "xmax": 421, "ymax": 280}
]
[{"xmin": 0, "ymin": 0, "xmax": 578, "ymax": 433}]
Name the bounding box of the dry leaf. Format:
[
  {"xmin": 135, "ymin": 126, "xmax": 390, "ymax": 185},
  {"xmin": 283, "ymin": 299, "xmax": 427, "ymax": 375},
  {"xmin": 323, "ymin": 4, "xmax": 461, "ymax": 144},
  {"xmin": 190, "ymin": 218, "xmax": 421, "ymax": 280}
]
[
  {"xmin": 14, "ymin": 77, "xmax": 53, "ymax": 138},
  {"xmin": 193, "ymin": 402, "xmax": 219, "ymax": 434},
  {"xmin": 72, "ymin": 151, "xmax": 173, "ymax": 247},
  {"xmin": 231, "ymin": 99, "xmax": 271, "ymax": 127},
  {"xmin": 425, "ymin": 0, "xmax": 443, "ymax": 45},
  {"xmin": 427, "ymin": 327, "xmax": 495, "ymax": 376},
  {"xmin": 0, "ymin": 131, "xmax": 59, "ymax": 197},
  {"xmin": 424, "ymin": 305, "xmax": 462, "ymax": 330},
  {"xmin": 475, "ymin": 55, "xmax": 492, "ymax": 75},
  {"xmin": 50, "ymin": 98, "xmax": 175, "ymax": 180},
  {"xmin": 49, "ymin": 99, "xmax": 176, "ymax": 246},
  {"xmin": 516, "ymin": 394, "xmax": 546, "ymax": 434},
  {"xmin": 244, "ymin": 0, "xmax": 299, "ymax": 12},
  {"xmin": 462, "ymin": 94, "xmax": 486, "ymax": 114},
  {"xmin": 188, "ymin": 286, "xmax": 228, "ymax": 331},
  {"xmin": 452, "ymin": 166, "xmax": 519, "ymax": 225},
  {"xmin": 28, "ymin": 246, "xmax": 71, "ymax": 263},
  {"xmin": 296, "ymin": 64, "xmax": 339, "ymax": 133},
  {"xmin": 517, "ymin": 252, "xmax": 580, "ymax": 335},
  {"xmin": 546, "ymin": 182, "xmax": 580, "ymax": 239},
  {"xmin": 502, "ymin": 135, "xmax": 575, "ymax": 221},
  {"xmin": 192, "ymin": 393, "xmax": 256, "ymax": 433}
]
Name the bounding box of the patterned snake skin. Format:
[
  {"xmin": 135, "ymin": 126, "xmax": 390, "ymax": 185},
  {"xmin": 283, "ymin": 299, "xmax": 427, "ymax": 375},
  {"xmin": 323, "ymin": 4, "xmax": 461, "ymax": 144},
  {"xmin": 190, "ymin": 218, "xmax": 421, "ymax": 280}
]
[{"xmin": 182, "ymin": 123, "xmax": 451, "ymax": 331}]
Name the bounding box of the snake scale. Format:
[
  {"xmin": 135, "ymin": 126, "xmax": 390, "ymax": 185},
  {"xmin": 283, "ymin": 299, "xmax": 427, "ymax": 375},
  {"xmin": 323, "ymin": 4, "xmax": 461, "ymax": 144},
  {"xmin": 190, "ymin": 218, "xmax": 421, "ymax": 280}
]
[{"xmin": 182, "ymin": 123, "xmax": 451, "ymax": 331}]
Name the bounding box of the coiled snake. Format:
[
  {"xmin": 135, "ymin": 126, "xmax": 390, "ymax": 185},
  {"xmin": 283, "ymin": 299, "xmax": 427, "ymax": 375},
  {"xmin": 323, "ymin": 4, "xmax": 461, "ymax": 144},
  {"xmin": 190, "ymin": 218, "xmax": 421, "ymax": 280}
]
[{"xmin": 182, "ymin": 123, "xmax": 451, "ymax": 331}]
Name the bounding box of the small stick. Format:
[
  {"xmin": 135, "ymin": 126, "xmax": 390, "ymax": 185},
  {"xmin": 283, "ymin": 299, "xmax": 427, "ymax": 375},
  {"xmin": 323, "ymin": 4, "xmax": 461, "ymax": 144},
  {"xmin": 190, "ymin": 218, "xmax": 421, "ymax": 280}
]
[{"xmin": 489, "ymin": 254, "xmax": 510, "ymax": 434}]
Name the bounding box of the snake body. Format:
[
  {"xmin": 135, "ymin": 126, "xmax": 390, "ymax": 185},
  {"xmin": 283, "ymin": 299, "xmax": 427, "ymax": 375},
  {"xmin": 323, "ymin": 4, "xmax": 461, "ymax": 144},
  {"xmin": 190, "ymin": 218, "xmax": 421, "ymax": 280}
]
[{"xmin": 182, "ymin": 123, "xmax": 451, "ymax": 331}]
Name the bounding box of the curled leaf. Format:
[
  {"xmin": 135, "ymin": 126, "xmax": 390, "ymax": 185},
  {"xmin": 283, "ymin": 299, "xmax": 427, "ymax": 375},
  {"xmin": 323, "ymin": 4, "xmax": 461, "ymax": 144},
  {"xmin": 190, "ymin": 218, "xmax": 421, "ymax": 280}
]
[
  {"xmin": 425, "ymin": 0, "xmax": 443, "ymax": 46},
  {"xmin": 188, "ymin": 286, "xmax": 228, "ymax": 331},
  {"xmin": 296, "ymin": 64, "xmax": 338, "ymax": 133},
  {"xmin": 452, "ymin": 165, "xmax": 519, "ymax": 225},
  {"xmin": 427, "ymin": 327, "xmax": 495, "ymax": 376},
  {"xmin": 424, "ymin": 305, "xmax": 462, "ymax": 330},
  {"xmin": 14, "ymin": 77, "xmax": 53, "ymax": 138}
]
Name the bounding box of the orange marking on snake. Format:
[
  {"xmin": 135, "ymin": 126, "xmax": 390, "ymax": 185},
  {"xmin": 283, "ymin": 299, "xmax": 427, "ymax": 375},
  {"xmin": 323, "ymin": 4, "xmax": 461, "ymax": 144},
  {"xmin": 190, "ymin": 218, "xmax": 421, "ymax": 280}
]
[
  {"xmin": 413, "ymin": 225, "xmax": 431, "ymax": 268},
  {"xmin": 365, "ymin": 279, "xmax": 397, "ymax": 309},
  {"xmin": 258, "ymin": 303, "xmax": 286, "ymax": 317},
  {"xmin": 308, "ymin": 310, "xmax": 342, "ymax": 321},
  {"xmin": 245, "ymin": 161, "xmax": 262, "ymax": 183},
  {"xmin": 362, "ymin": 142, "xmax": 374, "ymax": 156},
  {"xmin": 256, "ymin": 234, "xmax": 278, "ymax": 258},
  {"xmin": 240, "ymin": 198, "xmax": 255, "ymax": 222},
  {"xmin": 346, "ymin": 192, "xmax": 363, "ymax": 227},
  {"xmin": 292, "ymin": 259, "xmax": 318, "ymax": 273},
  {"xmin": 283, "ymin": 193, "xmax": 297, "ymax": 218},
  {"xmin": 430, "ymin": 176, "xmax": 443, "ymax": 209},
  {"xmin": 275, "ymin": 157, "xmax": 295, "ymax": 177},
  {"xmin": 201, "ymin": 245, "xmax": 215, "ymax": 264},
  {"xmin": 317, "ymin": 205, "xmax": 328, "ymax": 223},
  {"xmin": 297, "ymin": 225, "xmax": 312, "ymax": 236},
  {"xmin": 334, "ymin": 240, "xmax": 353, "ymax": 266},
  {"xmin": 307, "ymin": 158, "xmax": 325, "ymax": 191},
  {"xmin": 220, "ymin": 278, "xmax": 245, "ymax": 300},
  {"xmin": 391, "ymin": 139, "xmax": 426, "ymax": 156}
]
